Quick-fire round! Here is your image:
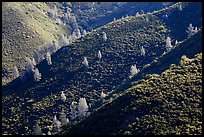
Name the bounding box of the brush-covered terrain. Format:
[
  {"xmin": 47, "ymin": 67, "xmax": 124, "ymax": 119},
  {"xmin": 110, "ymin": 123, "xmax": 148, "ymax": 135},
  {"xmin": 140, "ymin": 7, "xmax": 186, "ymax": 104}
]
[
  {"xmin": 2, "ymin": 2, "xmax": 202, "ymax": 135},
  {"xmin": 63, "ymin": 52, "xmax": 202, "ymax": 135},
  {"xmin": 2, "ymin": 2, "xmax": 171, "ymax": 86},
  {"xmin": 71, "ymin": 2, "xmax": 175, "ymax": 31},
  {"xmin": 112, "ymin": 30, "xmax": 202, "ymax": 96},
  {"xmin": 2, "ymin": 2, "xmax": 71, "ymax": 85}
]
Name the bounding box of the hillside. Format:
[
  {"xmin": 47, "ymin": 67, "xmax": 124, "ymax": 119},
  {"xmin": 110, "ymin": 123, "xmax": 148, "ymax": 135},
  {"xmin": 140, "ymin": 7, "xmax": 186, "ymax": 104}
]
[
  {"xmin": 2, "ymin": 2, "xmax": 202, "ymax": 135},
  {"xmin": 110, "ymin": 30, "xmax": 202, "ymax": 98},
  {"xmin": 2, "ymin": 2, "xmax": 172, "ymax": 86},
  {"xmin": 2, "ymin": 2, "xmax": 70, "ymax": 86},
  {"xmin": 71, "ymin": 2, "xmax": 174, "ymax": 31},
  {"xmin": 63, "ymin": 52, "xmax": 202, "ymax": 135}
]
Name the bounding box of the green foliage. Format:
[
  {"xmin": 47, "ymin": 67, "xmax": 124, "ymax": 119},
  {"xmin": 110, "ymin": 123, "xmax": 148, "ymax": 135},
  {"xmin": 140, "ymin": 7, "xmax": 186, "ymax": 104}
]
[
  {"xmin": 2, "ymin": 2, "xmax": 202, "ymax": 135},
  {"xmin": 71, "ymin": 2, "xmax": 171, "ymax": 31},
  {"xmin": 64, "ymin": 53, "xmax": 202, "ymax": 135}
]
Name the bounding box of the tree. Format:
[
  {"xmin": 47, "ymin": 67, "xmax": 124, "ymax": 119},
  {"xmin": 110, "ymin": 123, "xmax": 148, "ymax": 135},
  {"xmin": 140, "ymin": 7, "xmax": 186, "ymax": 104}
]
[
  {"xmin": 33, "ymin": 50, "xmax": 39, "ymax": 64},
  {"xmin": 145, "ymin": 16, "xmax": 149, "ymax": 22},
  {"xmin": 52, "ymin": 115, "xmax": 61, "ymax": 132},
  {"xmin": 61, "ymin": 91, "xmax": 66, "ymax": 102},
  {"xmin": 98, "ymin": 50, "xmax": 102, "ymax": 60},
  {"xmin": 166, "ymin": 36, "xmax": 172, "ymax": 51},
  {"xmin": 129, "ymin": 64, "xmax": 139, "ymax": 78},
  {"xmin": 82, "ymin": 29, "xmax": 87, "ymax": 36},
  {"xmin": 60, "ymin": 109, "xmax": 69, "ymax": 126},
  {"xmin": 178, "ymin": 2, "xmax": 183, "ymax": 11},
  {"xmin": 194, "ymin": 27, "xmax": 198, "ymax": 33},
  {"xmin": 64, "ymin": 12, "xmax": 71, "ymax": 23},
  {"xmin": 78, "ymin": 98, "xmax": 89, "ymax": 119},
  {"xmin": 102, "ymin": 32, "xmax": 107, "ymax": 42},
  {"xmin": 53, "ymin": 5, "xmax": 58, "ymax": 18},
  {"xmin": 113, "ymin": 17, "xmax": 116, "ymax": 21},
  {"xmin": 33, "ymin": 124, "xmax": 43, "ymax": 135},
  {"xmin": 100, "ymin": 91, "xmax": 106, "ymax": 99},
  {"xmin": 59, "ymin": 34, "xmax": 65, "ymax": 48},
  {"xmin": 70, "ymin": 101, "xmax": 78, "ymax": 120},
  {"xmin": 73, "ymin": 29, "xmax": 81, "ymax": 39},
  {"xmin": 47, "ymin": 131, "xmax": 51, "ymax": 135},
  {"xmin": 82, "ymin": 57, "xmax": 89, "ymax": 67},
  {"xmin": 33, "ymin": 68, "xmax": 41, "ymax": 81},
  {"xmin": 32, "ymin": 58, "xmax": 36, "ymax": 66},
  {"xmin": 46, "ymin": 52, "xmax": 52, "ymax": 65},
  {"xmin": 175, "ymin": 40, "xmax": 178, "ymax": 45},
  {"xmin": 69, "ymin": 14, "xmax": 79, "ymax": 30},
  {"xmin": 25, "ymin": 57, "xmax": 35, "ymax": 73},
  {"xmin": 49, "ymin": 5, "xmax": 58, "ymax": 19},
  {"xmin": 36, "ymin": 46, "xmax": 46, "ymax": 63},
  {"xmin": 13, "ymin": 66, "xmax": 19, "ymax": 79},
  {"xmin": 59, "ymin": 34, "xmax": 69, "ymax": 48},
  {"xmin": 186, "ymin": 23, "xmax": 198, "ymax": 37},
  {"xmin": 135, "ymin": 12, "xmax": 140, "ymax": 17},
  {"xmin": 140, "ymin": 46, "xmax": 145, "ymax": 56}
]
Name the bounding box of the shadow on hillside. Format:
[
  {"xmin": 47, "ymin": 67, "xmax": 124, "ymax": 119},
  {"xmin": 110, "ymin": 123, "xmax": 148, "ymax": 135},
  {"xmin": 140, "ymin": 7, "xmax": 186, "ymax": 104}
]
[{"xmin": 111, "ymin": 30, "xmax": 202, "ymax": 97}]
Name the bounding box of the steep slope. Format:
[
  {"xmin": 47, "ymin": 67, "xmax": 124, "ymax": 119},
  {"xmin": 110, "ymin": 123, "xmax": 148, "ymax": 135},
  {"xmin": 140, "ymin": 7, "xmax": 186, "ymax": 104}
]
[
  {"xmin": 111, "ymin": 30, "xmax": 202, "ymax": 97},
  {"xmin": 2, "ymin": 2, "xmax": 202, "ymax": 135},
  {"xmin": 71, "ymin": 2, "xmax": 175, "ymax": 31},
  {"xmin": 2, "ymin": 2, "xmax": 70, "ymax": 85},
  {"xmin": 152, "ymin": 2, "xmax": 202, "ymax": 41},
  {"xmin": 2, "ymin": 12, "xmax": 168, "ymax": 135},
  {"xmin": 63, "ymin": 52, "xmax": 202, "ymax": 135},
  {"xmin": 1, "ymin": 2, "xmax": 169, "ymax": 86}
]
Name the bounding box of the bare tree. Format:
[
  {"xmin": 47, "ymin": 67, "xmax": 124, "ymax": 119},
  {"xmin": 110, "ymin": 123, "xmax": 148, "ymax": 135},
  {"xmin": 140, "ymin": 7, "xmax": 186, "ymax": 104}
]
[
  {"xmin": 59, "ymin": 34, "xmax": 69, "ymax": 48},
  {"xmin": 175, "ymin": 40, "xmax": 178, "ymax": 45},
  {"xmin": 25, "ymin": 57, "xmax": 35, "ymax": 73},
  {"xmin": 98, "ymin": 50, "xmax": 102, "ymax": 60},
  {"xmin": 61, "ymin": 91, "xmax": 66, "ymax": 102},
  {"xmin": 33, "ymin": 68, "xmax": 41, "ymax": 81},
  {"xmin": 102, "ymin": 32, "xmax": 107, "ymax": 42},
  {"xmin": 100, "ymin": 91, "xmax": 106, "ymax": 99},
  {"xmin": 140, "ymin": 46, "xmax": 146, "ymax": 56},
  {"xmin": 178, "ymin": 2, "xmax": 183, "ymax": 11},
  {"xmin": 82, "ymin": 57, "xmax": 89, "ymax": 67},
  {"xmin": 70, "ymin": 101, "xmax": 78, "ymax": 120},
  {"xmin": 33, "ymin": 123, "xmax": 43, "ymax": 135},
  {"xmin": 72, "ymin": 29, "xmax": 81, "ymax": 39},
  {"xmin": 13, "ymin": 66, "xmax": 19, "ymax": 79},
  {"xmin": 186, "ymin": 23, "xmax": 198, "ymax": 37},
  {"xmin": 82, "ymin": 29, "xmax": 87, "ymax": 36},
  {"xmin": 46, "ymin": 52, "xmax": 52, "ymax": 65},
  {"xmin": 78, "ymin": 98, "xmax": 89, "ymax": 119},
  {"xmin": 60, "ymin": 109, "xmax": 69, "ymax": 126},
  {"xmin": 52, "ymin": 115, "xmax": 61, "ymax": 132},
  {"xmin": 129, "ymin": 64, "xmax": 140, "ymax": 78},
  {"xmin": 136, "ymin": 12, "xmax": 140, "ymax": 17},
  {"xmin": 166, "ymin": 36, "xmax": 172, "ymax": 51},
  {"xmin": 33, "ymin": 50, "xmax": 39, "ymax": 64},
  {"xmin": 47, "ymin": 131, "xmax": 51, "ymax": 135}
]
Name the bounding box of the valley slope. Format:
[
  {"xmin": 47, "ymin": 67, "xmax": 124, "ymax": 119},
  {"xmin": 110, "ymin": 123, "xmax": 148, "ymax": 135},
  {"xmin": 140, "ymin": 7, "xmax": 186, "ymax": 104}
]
[{"xmin": 2, "ymin": 2, "xmax": 202, "ymax": 135}]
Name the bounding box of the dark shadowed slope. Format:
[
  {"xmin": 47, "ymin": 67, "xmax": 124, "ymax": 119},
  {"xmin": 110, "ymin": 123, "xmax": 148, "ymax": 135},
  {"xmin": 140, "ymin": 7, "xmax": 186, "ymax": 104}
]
[
  {"xmin": 63, "ymin": 52, "xmax": 202, "ymax": 135},
  {"xmin": 2, "ymin": 2, "xmax": 202, "ymax": 135}
]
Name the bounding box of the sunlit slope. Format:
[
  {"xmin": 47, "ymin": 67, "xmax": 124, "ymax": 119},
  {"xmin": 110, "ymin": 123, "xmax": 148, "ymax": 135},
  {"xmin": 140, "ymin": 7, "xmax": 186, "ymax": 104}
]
[
  {"xmin": 2, "ymin": 2, "xmax": 68, "ymax": 85},
  {"xmin": 63, "ymin": 52, "xmax": 202, "ymax": 135}
]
